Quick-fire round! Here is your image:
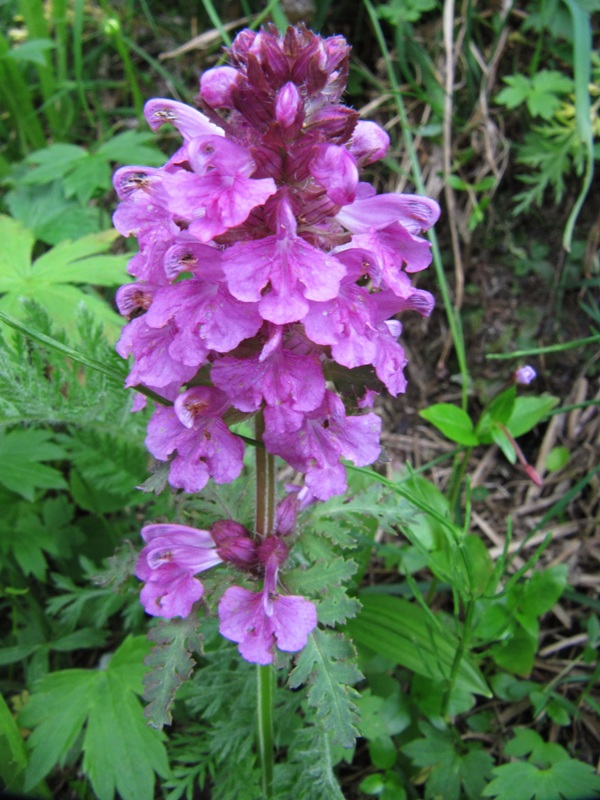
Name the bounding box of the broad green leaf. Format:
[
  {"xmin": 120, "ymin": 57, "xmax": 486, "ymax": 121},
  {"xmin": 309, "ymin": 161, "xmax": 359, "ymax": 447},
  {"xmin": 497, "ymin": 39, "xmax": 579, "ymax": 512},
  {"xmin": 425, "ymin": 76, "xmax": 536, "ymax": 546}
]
[
  {"xmin": 20, "ymin": 636, "xmax": 169, "ymax": 799},
  {"xmin": 491, "ymin": 630, "xmax": 537, "ymax": 677},
  {"xmin": 21, "ymin": 670, "xmax": 98, "ymax": 789},
  {"xmin": 96, "ymin": 130, "xmax": 164, "ymax": 166},
  {"xmin": 5, "ymin": 183, "xmax": 102, "ymax": 245},
  {"xmin": 521, "ymin": 565, "xmax": 568, "ymax": 619},
  {"xmin": 24, "ymin": 144, "xmax": 88, "ymax": 184},
  {"xmin": 0, "ymin": 691, "xmax": 28, "ymax": 792},
  {"xmin": 419, "ymin": 403, "xmax": 479, "ymax": 445},
  {"xmin": 506, "ymin": 395, "xmax": 559, "ymax": 438},
  {"xmin": 404, "ymin": 723, "xmax": 493, "ymax": 800},
  {"xmin": 0, "ymin": 215, "xmax": 127, "ymax": 341},
  {"xmin": 490, "ymin": 424, "xmax": 517, "ymax": 464},
  {"xmin": 483, "ymin": 757, "xmax": 600, "ymax": 800},
  {"xmin": 477, "ymin": 387, "xmax": 516, "ymax": 442},
  {"xmin": 63, "ymin": 155, "xmax": 112, "ymax": 204},
  {"xmin": 5, "ymin": 38, "xmax": 55, "ymax": 66},
  {"xmin": 346, "ymin": 594, "xmax": 491, "ymax": 697}
]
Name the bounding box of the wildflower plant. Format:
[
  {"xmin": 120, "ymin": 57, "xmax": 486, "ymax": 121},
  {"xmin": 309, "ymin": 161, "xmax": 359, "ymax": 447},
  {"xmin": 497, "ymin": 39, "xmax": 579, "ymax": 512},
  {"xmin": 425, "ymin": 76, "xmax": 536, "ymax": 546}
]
[{"xmin": 113, "ymin": 23, "xmax": 439, "ymax": 794}]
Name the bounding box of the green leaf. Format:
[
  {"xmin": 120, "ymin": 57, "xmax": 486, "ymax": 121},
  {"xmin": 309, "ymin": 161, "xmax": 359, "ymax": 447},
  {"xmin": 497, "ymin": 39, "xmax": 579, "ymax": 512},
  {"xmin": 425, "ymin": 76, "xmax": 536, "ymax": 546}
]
[
  {"xmin": 0, "ymin": 429, "xmax": 67, "ymax": 501},
  {"xmin": 5, "ymin": 38, "xmax": 55, "ymax": 66},
  {"xmin": 490, "ymin": 424, "xmax": 517, "ymax": 464},
  {"xmin": 346, "ymin": 594, "xmax": 491, "ymax": 697},
  {"xmin": 0, "ymin": 691, "xmax": 28, "ymax": 792},
  {"xmin": 0, "ymin": 215, "xmax": 126, "ymax": 341},
  {"xmin": 24, "ymin": 144, "xmax": 88, "ymax": 184},
  {"xmin": 506, "ymin": 395, "xmax": 559, "ymax": 438},
  {"xmin": 521, "ymin": 565, "xmax": 568, "ymax": 619},
  {"xmin": 546, "ymin": 445, "xmax": 570, "ymax": 472},
  {"xmin": 20, "ymin": 636, "xmax": 169, "ymax": 800},
  {"xmin": 142, "ymin": 616, "xmax": 204, "ymax": 729},
  {"xmin": 96, "ymin": 130, "xmax": 164, "ymax": 166},
  {"xmin": 419, "ymin": 403, "xmax": 479, "ymax": 445},
  {"xmin": 404, "ymin": 723, "xmax": 493, "ymax": 800},
  {"xmin": 63, "ymin": 155, "xmax": 112, "ymax": 204},
  {"xmin": 483, "ymin": 755, "xmax": 600, "ymax": 800},
  {"xmin": 496, "ymin": 71, "xmax": 574, "ymax": 120},
  {"xmin": 6, "ymin": 183, "xmax": 103, "ymax": 245},
  {"xmin": 288, "ymin": 629, "xmax": 362, "ymax": 748}
]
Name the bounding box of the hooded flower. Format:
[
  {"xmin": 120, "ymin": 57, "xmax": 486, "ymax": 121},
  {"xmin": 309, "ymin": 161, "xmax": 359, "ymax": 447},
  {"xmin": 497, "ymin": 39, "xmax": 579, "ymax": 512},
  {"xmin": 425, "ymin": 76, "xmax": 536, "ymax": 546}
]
[
  {"xmin": 136, "ymin": 523, "xmax": 224, "ymax": 618},
  {"xmin": 218, "ymin": 543, "xmax": 317, "ymax": 664}
]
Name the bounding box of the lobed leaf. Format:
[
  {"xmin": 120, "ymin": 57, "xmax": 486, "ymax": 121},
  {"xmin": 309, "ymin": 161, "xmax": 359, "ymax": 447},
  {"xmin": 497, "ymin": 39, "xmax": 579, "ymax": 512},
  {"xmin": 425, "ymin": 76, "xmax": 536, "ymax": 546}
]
[{"xmin": 288, "ymin": 629, "xmax": 362, "ymax": 749}]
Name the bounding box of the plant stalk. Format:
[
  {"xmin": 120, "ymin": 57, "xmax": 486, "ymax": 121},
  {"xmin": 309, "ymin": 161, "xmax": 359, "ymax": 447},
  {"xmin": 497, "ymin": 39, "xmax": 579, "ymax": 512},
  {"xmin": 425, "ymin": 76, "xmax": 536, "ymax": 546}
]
[{"xmin": 255, "ymin": 413, "xmax": 275, "ymax": 797}]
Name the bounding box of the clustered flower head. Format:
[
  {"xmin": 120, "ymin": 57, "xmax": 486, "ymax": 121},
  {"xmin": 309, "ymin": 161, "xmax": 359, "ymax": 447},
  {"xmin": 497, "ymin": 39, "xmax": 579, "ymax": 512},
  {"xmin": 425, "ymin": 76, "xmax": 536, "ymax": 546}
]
[{"xmin": 115, "ymin": 25, "xmax": 440, "ymax": 664}]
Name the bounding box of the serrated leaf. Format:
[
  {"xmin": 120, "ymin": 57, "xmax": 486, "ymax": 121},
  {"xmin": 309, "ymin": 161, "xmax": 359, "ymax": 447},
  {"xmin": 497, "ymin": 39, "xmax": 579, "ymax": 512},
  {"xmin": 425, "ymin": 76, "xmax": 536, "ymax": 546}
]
[
  {"xmin": 5, "ymin": 183, "xmax": 103, "ymax": 245},
  {"xmin": 0, "ymin": 215, "xmax": 126, "ymax": 341},
  {"xmin": 24, "ymin": 144, "xmax": 88, "ymax": 184},
  {"xmin": 288, "ymin": 629, "xmax": 362, "ymax": 748},
  {"xmin": 143, "ymin": 616, "xmax": 204, "ymax": 729},
  {"xmin": 346, "ymin": 594, "xmax": 491, "ymax": 697},
  {"xmin": 96, "ymin": 131, "xmax": 165, "ymax": 166},
  {"xmin": 483, "ymin": 757, "xmax": 600, "ymax": 800},
  {"xmin": 0, "ymin": 429, "xmax": 67, "ymax": 501},
  {"xmin": 404, "ymin": 723, "xmax": 493, "ymax": 800},
  {"xmin": 20, "ymin": 636, "xmax": 169, "ymax": 799},
  {"xmin": 63, "ymin": 155, "xmax": 112, "ymax": 204},
  {"xmin": 419, "ymin": 403, "xmax": 479, "ymax": 445}
]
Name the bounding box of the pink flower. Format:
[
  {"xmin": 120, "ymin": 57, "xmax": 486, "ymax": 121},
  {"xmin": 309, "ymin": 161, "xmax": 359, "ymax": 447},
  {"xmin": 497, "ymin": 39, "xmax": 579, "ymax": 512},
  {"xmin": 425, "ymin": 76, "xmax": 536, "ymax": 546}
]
[
  {"xmin": 218, "ymin": 551, "xmax": 317, "ymax": 665},
  {"xmin": 515, "ymin": 365, "xmax": 536, "ymax": 385},
  {"xmin": 263, "ymin": 390, "xmax": 382, "ymax": 500},
  {"xmin": 136, "ymin": 523, "xmax": 224, "ymax": 618},
  {"xmin": 145, "ymin": 388, "xmax": 244, "ymax": 494}
]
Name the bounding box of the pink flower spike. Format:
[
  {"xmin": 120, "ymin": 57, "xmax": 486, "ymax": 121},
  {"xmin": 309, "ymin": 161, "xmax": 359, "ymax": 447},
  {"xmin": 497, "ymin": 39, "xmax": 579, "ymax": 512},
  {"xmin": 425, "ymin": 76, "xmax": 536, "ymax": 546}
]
[{"xmin": 218, "ymin": 556, "xmax": 317, "ymax": 665}]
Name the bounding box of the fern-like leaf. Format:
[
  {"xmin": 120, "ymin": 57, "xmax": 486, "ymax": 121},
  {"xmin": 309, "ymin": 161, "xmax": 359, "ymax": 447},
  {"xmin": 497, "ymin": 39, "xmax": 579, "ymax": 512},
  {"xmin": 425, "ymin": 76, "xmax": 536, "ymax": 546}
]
[
  {"xmin": 288, "ymin": 629, "xmax": 362, "ymax": 749},
  {"xmin": 143, "ymin": 615, "xmax": 204, "ymax": 729}
]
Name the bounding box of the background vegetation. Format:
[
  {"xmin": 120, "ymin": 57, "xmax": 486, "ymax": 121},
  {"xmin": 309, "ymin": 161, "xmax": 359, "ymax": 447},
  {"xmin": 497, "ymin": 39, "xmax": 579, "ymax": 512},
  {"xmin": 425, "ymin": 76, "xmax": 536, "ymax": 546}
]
[{"xmin": 0, "ymin": 1, "xmax": 599, "ymax": 798}]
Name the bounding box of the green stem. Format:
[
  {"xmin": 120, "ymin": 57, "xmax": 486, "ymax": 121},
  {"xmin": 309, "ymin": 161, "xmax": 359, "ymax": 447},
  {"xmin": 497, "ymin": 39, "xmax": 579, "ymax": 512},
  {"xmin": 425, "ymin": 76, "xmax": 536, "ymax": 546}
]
[
  {"xmin": 441, "ymin": 596, "xmax": 475, "ymax": 717},
  {"xmin": 446, "ymin": 447, "xmax": 472, "ymax": 521},
  {"xmin": 257, "ymin": 663, "xmax": 275, "ymax": 798},
  {"xmin": 254, "ymin": 413, "xmax": 275, "ymax": 797}
]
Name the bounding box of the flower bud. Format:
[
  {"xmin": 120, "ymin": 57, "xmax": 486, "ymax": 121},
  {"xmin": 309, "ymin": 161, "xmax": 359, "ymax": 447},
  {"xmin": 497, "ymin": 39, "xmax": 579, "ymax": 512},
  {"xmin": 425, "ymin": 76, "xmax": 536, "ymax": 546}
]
[
  {"xmin": 275, "ymin": 82, "xmax": 304, "ymax": 131},
  {"xmin": 257, "ymin": 535, "xmax": 289, "ymax": 567},
  {"xmin": 200, "ymin": 66, "xmax": 238, "ymax": 109},
  {"xmin": 349, "ymin": 121, "xmax": 390, "ymax": 165},
  {"xmin": 515, "ymin": 365, "xmax": 536, "ymax": 385},
  {"xmin": 211, "ymin": 520, "xmax": 257, "ymax": 569}
]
